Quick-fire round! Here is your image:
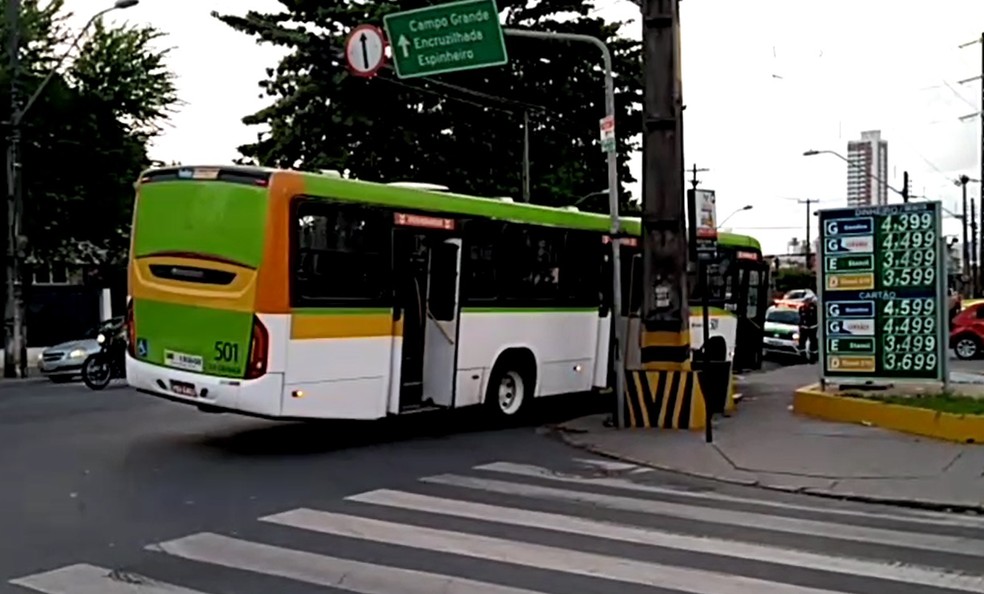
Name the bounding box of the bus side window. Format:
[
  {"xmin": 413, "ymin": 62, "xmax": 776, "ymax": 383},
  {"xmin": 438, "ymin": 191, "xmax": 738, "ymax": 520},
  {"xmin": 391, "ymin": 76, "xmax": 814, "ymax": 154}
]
[
  {"xmin": 498, "ymin": 223, "xmax": 562, "ymax": 305},
  {"xmin": 291, "ymin": 200, "xmax": 389, "ymax": 306},
  {"xmin": 461, "ymin": 220, "xmax": 498, "ymax": 304},
  {"xmin": 560, "ymin": 230, "xmax": 601, "ymax": 307}
]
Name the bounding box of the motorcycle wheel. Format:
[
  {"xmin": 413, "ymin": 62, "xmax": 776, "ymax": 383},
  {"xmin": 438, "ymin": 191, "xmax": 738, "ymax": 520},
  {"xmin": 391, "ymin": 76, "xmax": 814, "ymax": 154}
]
[{"xmin": 82, "ymin": 354, "xmax": 113, "ymax": 390}]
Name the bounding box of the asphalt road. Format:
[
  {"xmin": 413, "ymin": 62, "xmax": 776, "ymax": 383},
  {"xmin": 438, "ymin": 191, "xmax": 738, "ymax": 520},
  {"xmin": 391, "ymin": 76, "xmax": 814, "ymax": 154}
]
[{"xmin": 2, "ymin": 380, "xmax": 983, "ymax": 594}]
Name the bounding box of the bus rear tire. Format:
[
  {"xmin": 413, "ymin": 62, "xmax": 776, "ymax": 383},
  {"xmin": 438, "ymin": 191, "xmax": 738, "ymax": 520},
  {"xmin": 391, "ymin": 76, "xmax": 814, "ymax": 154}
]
[{"xmin": 485, "ymin": 352, "xmax": 535, "ymax": 421}]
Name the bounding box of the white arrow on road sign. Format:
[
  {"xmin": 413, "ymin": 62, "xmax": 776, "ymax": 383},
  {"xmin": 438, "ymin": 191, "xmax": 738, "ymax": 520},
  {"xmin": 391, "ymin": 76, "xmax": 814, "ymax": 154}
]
[{"xmin": 345, "ymin": 24, "xmax": 387, "ymax": 78}]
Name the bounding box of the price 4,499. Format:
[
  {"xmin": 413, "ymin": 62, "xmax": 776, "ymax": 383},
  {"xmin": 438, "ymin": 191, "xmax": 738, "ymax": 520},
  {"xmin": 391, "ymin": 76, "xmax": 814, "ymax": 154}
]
[{"xmin": 883, "ymin": 316, "xmax": 935, "ymax": 334}]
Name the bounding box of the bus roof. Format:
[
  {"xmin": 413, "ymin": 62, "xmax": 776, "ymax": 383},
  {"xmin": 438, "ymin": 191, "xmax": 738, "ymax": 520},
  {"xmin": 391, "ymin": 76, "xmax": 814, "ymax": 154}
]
[{"xmin": 142, "ymin": 165, "xmax": 761, "ymax": 251}]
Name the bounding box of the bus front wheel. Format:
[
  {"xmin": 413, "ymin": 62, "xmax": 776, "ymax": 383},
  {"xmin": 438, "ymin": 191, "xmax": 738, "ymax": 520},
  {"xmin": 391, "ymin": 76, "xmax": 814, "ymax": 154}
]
[{"xmin": 485, "ymin": 355, "xmax": 534, "ymax": 421}]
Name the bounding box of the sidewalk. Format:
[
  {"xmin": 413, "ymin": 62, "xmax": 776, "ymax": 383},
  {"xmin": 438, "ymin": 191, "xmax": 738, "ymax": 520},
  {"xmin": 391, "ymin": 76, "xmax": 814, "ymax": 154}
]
[{"xmin": 554, "ymin": 364, "xmax": 984, "ymax": 512}]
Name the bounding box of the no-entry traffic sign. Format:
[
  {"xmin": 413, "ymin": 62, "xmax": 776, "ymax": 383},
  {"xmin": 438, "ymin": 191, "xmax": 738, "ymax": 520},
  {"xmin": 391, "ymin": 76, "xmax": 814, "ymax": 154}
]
[{"xmin": 345, "ymin": 24, "xmax": 387, "ymax": 78}]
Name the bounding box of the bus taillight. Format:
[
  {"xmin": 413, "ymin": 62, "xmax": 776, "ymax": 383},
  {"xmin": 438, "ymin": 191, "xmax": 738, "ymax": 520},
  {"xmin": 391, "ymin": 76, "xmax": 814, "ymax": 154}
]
[
  {"xmin": 245, "ymin": 316, "xmax": 269, "ymax": 379},
  {"xmin": 126, "ymin": 299, "xmax": 136, "ymax": 356}
]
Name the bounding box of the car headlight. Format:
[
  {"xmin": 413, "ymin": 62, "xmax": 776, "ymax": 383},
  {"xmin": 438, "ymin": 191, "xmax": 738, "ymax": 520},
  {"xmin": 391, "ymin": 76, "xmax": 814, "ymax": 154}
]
[
  {"xmin": 792, "ymin": 332, "xmax": 800, "ymax": 341},
  {"xmin": 37, "ymin": 352, "xmax": 44, "ymax": 361},
  {"xmin": 69, "ymin": 349, "xmax": 86, "ymax": 359},
  {"xmin": 96, "ymin": 333, "xmax": 106, "ymax": 344}
]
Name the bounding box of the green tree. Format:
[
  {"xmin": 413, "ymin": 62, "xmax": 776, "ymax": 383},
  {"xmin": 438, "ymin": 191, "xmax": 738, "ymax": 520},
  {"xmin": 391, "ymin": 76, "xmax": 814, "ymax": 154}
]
[
  {"xmin": 215, "ymin": 0, "xmax": 641, "ymax": 209},
  {"xmin": 775, "ymin": 267, "xmax": 816, "ymax": 293},
  {"xmin": 5, "ymin": 5, "xmax": 179, "ymax": 271}
]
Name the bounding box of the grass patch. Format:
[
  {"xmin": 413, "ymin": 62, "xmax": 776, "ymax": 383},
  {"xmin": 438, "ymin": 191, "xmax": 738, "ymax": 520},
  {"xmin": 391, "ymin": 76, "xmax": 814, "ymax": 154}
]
[{"xmin": 844, "ymin": 392, "xmax": 984, "ymax": 416}]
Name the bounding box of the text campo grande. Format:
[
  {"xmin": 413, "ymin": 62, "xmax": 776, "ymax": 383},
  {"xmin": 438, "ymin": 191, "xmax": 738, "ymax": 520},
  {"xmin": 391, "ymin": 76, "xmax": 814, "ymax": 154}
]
[{"xmin": 407, "ymin": 9, "xmax": 493, "ymax": 67}]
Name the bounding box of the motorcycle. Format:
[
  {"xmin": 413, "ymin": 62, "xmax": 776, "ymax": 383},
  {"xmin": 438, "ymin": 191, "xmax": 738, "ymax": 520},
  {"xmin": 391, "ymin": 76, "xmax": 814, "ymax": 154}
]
[{"xmin": 82, "ymin": 328, "xmax": 127, "ymax": 390}]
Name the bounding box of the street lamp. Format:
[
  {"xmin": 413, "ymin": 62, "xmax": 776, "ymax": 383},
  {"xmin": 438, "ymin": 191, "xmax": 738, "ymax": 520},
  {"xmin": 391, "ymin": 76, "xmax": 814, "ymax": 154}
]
[
  {"xmin": 717, "ymin": 205, "xmax": 752, "ymax": 229},
  {"xmin": 802, "ymin": 148, "xmax": 907, "ymax": 199},
  {"xmin": 3, "ymin": 0, "xmax": 139, "ymax": 378},
  {"xmin": 16, "ymin": 0, "xmax": 140, "ymax": 125}
]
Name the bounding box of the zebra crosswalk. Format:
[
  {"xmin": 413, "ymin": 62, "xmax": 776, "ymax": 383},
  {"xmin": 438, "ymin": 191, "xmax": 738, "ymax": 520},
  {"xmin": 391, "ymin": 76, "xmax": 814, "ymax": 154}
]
[{"xmin": 10, "ymin": 458, "xmax": 984, "ymax": 594}]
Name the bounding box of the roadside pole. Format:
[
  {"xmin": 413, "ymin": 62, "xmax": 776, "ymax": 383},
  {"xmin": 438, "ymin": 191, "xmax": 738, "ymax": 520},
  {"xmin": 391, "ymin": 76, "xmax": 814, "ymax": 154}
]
[
  {"xmin": 381, "ymin": 2, "xmax": 627, "ymax": 426},
  {"xmin": 502, "ymin": 28, "xmax": 627, "ymax": 428}
]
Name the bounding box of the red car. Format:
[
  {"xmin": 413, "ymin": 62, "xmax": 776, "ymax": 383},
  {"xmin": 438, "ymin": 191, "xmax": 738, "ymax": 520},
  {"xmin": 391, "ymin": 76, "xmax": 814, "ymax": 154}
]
[{"xmin": 950, "ymin": 302, "xmax": 984, "ymax": 359}]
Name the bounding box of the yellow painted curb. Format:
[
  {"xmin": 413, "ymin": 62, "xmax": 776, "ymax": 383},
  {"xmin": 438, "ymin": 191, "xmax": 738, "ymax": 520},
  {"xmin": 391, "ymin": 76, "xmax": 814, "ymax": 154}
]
[{"xmin": 793, "ymin": 385, "xmax": 984, "ymax": 444}]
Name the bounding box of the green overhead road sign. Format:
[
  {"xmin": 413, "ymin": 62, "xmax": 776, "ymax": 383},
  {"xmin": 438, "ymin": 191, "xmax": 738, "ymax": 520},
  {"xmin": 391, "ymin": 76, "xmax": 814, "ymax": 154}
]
[{"xmin": 383, "ymin": 0, "xmax": 509, "ymax": 79}]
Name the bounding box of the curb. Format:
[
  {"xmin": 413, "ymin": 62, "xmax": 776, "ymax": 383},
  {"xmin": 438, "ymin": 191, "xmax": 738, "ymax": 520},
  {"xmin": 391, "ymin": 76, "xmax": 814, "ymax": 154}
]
[
  {"xmin": 548, "ymin": 425, "xmax": 984, "ymax": 515},
  {"xmin": 793, "ymin": 384, "xmax": 984, "ymax": 444}
]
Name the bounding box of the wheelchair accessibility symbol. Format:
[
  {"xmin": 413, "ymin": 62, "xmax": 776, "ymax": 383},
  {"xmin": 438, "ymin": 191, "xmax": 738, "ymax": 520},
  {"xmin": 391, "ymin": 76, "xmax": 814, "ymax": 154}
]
[{"xmin": 136, "ymin": 338, "xmax": 148, "ymax": 358}]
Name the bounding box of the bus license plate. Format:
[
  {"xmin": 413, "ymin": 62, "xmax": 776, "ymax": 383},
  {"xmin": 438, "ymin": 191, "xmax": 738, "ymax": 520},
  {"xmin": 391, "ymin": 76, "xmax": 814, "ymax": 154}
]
[
  {"xmin": 764, "ymin": 338, "xmax": 783, "ymax": 346},
  {"xmin": 170, "ymin": 380, "xmax": 197, "ymax": 398},
  {"xmin": 164, "ymin": 350, "xmax": 203, "ymax": 372}
]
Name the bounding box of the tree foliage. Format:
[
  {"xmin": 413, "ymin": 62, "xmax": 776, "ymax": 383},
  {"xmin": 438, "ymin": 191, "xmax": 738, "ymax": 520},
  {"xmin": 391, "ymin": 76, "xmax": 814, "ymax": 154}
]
[
  {"xmin": 216, "ymin": 0, "xmax": 642, "ymax": 210},
  {"xmin": 0, "ymin": 0, "xmax": 179, "ymax": 270},
  {"xmin": 775, "ymin": 267, "xmax": 816, "ymax": 293}
]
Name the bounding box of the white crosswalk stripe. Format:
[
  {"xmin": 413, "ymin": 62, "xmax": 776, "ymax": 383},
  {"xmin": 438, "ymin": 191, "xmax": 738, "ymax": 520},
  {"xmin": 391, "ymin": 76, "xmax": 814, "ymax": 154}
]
[
  {"xmin": 9, "ymin": 459, "xmax": 984, "ymax": 594},
  {"xmin": 10, "ymin": 564, "xmax": 207, "ymax": 594}
]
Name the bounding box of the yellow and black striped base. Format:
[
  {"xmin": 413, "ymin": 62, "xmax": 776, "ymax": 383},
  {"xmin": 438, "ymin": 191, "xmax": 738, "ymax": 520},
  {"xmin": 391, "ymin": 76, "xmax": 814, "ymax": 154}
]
[
  {"xmin": 624, "ymin": 368, "xmax": 706, "ymax": 429},
  {"xmin": 640, "ymin": 329, "xmax": 691, "ymax": 363}
]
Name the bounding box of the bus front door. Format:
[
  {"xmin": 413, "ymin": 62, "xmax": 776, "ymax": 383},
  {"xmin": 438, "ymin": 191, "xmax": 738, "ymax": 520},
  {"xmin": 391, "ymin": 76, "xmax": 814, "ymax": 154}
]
[
  {"xmin": 421, "ymin": 238, "xmax": 462, "ymax": 409},
  {"xmin": 734, "ymin": 263, "xmax": 768, "ymax": 370}
]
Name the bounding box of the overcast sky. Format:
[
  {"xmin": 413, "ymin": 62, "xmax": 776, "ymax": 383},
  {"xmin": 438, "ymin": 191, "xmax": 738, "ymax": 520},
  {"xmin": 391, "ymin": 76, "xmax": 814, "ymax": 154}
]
[{"xmin": 73, "ymin": 0, "xmax": 984, "ymax": 254}]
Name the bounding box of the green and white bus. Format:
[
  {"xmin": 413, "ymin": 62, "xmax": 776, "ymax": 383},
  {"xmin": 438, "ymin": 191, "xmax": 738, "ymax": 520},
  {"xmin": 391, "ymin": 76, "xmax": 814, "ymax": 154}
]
[
  {"xmin": 126, "ymin": 165, "xmax": 763, "ymax": 420},
  {"xmin": 614, "ymin": 229, "xmax": 770, "ymax": 372}
]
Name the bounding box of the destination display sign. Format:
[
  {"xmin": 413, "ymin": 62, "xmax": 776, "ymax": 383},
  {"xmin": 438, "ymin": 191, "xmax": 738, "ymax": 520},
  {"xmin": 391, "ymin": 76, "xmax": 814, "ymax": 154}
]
[{"xmin": 817, "ymin": 202, "xmax": 946, "ymax": 381}]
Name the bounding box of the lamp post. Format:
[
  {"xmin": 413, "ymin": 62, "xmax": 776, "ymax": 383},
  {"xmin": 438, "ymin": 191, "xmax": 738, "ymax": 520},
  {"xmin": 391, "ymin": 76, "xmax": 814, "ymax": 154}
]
[
  {"xmin": 3, "ymin": 0, "xmax": 139, "ymax": 378},
  {"xmin": 717, "ymin": 205, "xmax": 752, "ymax": 229},
  {"xmin": 802, "ymin": 149, "xmax": 907, "ymax": 201}
]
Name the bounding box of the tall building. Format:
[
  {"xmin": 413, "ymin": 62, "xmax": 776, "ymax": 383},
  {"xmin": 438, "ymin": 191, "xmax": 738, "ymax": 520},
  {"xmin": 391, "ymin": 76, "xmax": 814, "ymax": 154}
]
[{"xmin": 846, "ymin": 130, "xmax": 889, "ymax": 207}]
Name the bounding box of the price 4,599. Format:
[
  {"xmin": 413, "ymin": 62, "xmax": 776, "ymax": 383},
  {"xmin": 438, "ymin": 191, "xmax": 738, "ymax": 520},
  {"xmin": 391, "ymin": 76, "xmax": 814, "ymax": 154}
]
[{"xmin": 882, "ymin": 267, "xmax": 934, "ymax": 287}]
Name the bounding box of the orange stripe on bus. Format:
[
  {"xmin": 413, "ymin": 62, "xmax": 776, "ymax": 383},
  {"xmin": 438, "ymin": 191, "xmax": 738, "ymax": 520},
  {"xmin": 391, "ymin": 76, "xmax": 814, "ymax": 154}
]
[
  {"xmin": 255, "ymin": 170, "xmax": 305, "ymax": 314},
  {"xmin": 290, "ymin": 312, "xmax": 403, "ymax": 339}
]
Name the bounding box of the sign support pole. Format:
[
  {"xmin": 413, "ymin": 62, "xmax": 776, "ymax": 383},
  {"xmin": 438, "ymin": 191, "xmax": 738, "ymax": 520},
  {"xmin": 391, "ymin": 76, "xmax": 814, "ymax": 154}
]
[
  {"xmin": 700, "ymin": 259, "xmax": 712, "ymax": 442},
  {"xmin": 502, "ymin": 27, "xmax": 626, "ymax": 428}
]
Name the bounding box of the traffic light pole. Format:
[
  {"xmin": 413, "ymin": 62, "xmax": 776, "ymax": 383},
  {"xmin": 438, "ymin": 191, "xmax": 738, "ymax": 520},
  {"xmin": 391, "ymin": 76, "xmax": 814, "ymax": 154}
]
[
  {"xmin": 638, "ymin": 0, "xmax": 690, "ymax": 365},
  {"xmin": 503, "ymin": 28, "xmax": 628, "ymax": 427}
]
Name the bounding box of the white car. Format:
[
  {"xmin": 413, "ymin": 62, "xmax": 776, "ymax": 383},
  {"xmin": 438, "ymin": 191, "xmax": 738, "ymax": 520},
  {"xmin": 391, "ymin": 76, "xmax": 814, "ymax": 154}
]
[{"xmin": 762, "ymin": 306, "xmax": 810, "ymax": 361}]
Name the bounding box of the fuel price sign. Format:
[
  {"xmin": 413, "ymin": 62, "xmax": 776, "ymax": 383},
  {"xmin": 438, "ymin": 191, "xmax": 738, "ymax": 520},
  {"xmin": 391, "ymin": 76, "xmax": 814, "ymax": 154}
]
[{"xmin": 817, "ymin": 202, "xmax": 946, "ymax": 382}]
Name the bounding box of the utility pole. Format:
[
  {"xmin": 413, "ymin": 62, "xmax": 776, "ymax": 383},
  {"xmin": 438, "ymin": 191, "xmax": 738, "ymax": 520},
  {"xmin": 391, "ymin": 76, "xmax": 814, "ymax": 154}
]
[
  {"xmin": 689, "ymin": 164, "xmax": 708, "ymax": 190},
  {"xmin": 973, "ymin": 199, "xmax": 980, "ymax": 296},
  {"xmin": 959, "ymin": 175, "xmax": 971, "ymax": 283},
  {"xmin": 3, "ymin": 0, "xmax": 22, "ymax": 378},
  {"xmin": 521, "ymin": 109, "xmax": 530, "ymax": 202},
  {"xmin": 799, "ymin": 199, "xmax": 819, "ymax": 273},
  {"xmin": 639, "ymin": 0, "xmax": 689, "ymax": 364},
  {"xmin": 959, "ymin": 33, "xmax": 984, "ymax": 295},
  {"xmin": 902, "ymin": 171, "xmax": 910, "ymax": 203}
]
